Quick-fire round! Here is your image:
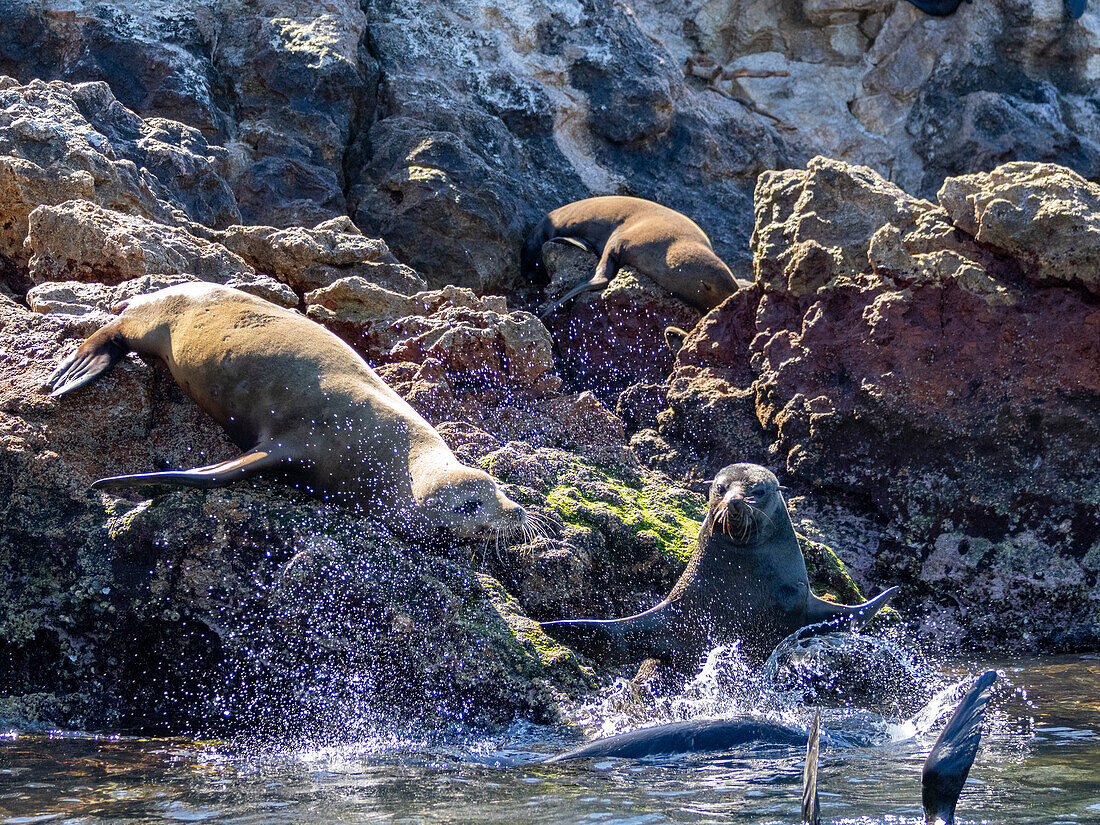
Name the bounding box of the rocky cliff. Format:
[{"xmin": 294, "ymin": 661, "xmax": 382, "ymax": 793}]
[{"xmin": 0, "ymin": 0, "xmax": 1097, "ymax": 734}]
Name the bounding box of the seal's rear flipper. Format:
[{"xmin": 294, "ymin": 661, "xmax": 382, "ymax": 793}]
[
  {"xmin": 801, "ymin": 710, "xmax": 820, "ymax": 825},
  {"xmin": 922, "ymin": 670, "xmax": 998, "ymax": 825},
  {"xmin": 538, "ymin": 246, "xmax": 621, "ymax": 320},
  {"xmin": 538, "ymin": 273, "xmax": 611, "ymax": 320},
  {"xmin": 91, "ymin": 442, "xmax": 295, "ymax": 491},
  {"xmin": 540, "ymin": 599, "xmax": 670, "ymax": 660},
  {"xmin": 48, "ymin": 328, "xmax": 130, "ymax": 397}
]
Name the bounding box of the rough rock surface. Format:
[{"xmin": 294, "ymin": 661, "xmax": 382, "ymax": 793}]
[
  {"xmin": 0, "ymin": 77, "xmax": 239, "ymax": 290},
  {"xmin": 0, "ymin": 294, "xmax": 594, "ymax": 732},
  {"xmin": 659, "ymin": 156, "xmax": 1100, "ymax": 652},
  {"xmin": 2, "ymin": 0, "xmax": 1093, "ymax": 295},
  {"xmin": 630, "ymin": 0, "xmax": 1100, "ymax": 198},
  {"xmin": 539, "ymin": 243, "xmax": 703, "ymax": 393},
  {"xmin": 305, "ymin": 278, "xmax": 635, "ymax": 460},
  {"xmin": 28, "ymin": 201, "xmax": 246, "ymax": 286},
  {"xmin": 215, "ymin": 217, "xmax": 427, "ymax": 295},
  {"xmin": 346, "ymin": 0, "xmax": 784, "ymax": 292},
  {"xmin": 0, "ymin": 0, "xmax": 372, "ymax": 229}
]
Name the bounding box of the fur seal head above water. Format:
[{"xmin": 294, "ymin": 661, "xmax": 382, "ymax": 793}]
[
  {"xmin": 47, "ymin": 283, "xmax": 526, "ymax": 545},
  {"xmin": 520, "ymin": 196, "xmax": 739, "ymax": 318},
  {"xmin": 541, "ymin": 463, "xmax": 898, "ymax": 665}
]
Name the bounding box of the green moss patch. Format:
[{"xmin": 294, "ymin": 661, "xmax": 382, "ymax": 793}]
[{"xmin": 482, "ymin": 448, "xmax": 705, "ymax": 565}]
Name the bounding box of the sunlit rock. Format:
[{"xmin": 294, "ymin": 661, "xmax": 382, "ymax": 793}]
[
  {"xmin": 215, "ymin": 218, "xmax": 427, "ymax": 296},
  {"xmin": 658, "ymin": 156, "xmax": 1100, "ymax": 653}
]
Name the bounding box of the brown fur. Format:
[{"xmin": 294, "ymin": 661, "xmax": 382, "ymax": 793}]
[{"xmin": 48, "ymin": 283, "xmax": 524, "ymax": 543}]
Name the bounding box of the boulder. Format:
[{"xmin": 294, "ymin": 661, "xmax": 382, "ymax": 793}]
[
  {"xmin": 24, "ymin": 201, "xmax": 297, "ymax": 306},
  {"xmin": 938, "ymin": 161, "xmax": 1100, "ymax": 294},
  {"xmin": 0, "ymin": 0, "xmax": 372, "ymax": 229},
  {"xmin": 216, "ymin": 217, "xmax": 427, "ymax": 296},
  {"xmin": 0, "ymin": 77, "xmax": 239, "ymax": 290}
]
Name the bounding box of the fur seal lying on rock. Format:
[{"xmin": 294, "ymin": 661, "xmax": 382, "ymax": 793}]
[
  {"xmin": 47, "ymin": 283, "xmax": 526, "ymax": 544},
  {"xmin": 521, "ymin": 196, "xmax": 739, "ymax": 318},
  {"xmin": 541, "ymin": 463, "xmax": 898, "ymax": 665}
]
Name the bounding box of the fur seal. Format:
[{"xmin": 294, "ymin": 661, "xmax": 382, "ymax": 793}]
[
  {"xmin": 802, "ymin": 670, "xmax": 998, "ymax": 825},
  {"xmin": 521, "ymin": 196, "xmax": 739, "ymax": 318},
  {"xmin": 541, "ymin": 463, "xmax": 898, "ymax": 665},
  {"xmin": 47, "ymin": 283, "xmax": 526, "ymax": 544},
  {"xmin": 545, "ymin": 717, "xmax": 808, "ymax": 762},
  {"xmin": 903, "ymin": 0, "xmax": 968, "ymax": 15}
]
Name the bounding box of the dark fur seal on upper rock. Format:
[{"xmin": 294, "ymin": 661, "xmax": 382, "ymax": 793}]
[
  {"xmin": 521, "ymin": 196, "xmax": 739, "ymax": 318},
  {"xmin": 903, "ymin": 0, "xmax": 968, "ymax": 15},
  {"xmin": 47, "ymin": 283, "xmax": 526, "ymax": 544},
  {"xmin": 541, "ymin": 463, "xmax": 898, "ymax": 665}
]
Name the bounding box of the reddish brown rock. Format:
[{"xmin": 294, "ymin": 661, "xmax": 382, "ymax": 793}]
[
  {"xmin": 658, "ymin": 157, "xmax": 1100, "ymax": 652},
  {"xmin": 540, "ymin": 243, "xmax": 704, "ymax": 393}
]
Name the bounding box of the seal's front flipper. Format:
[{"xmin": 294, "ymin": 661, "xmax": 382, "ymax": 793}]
[
  {"xmin": 806, "ymin": 585, "xmax": 899, "ymax": 631},
  {"xmin": 48, "ymin": 327, "xmax": 131, "ymax": 397},
  {"xmin": 922, "ymin": 670, "xmax": 998, "ymax": 825},
  {"xmin": 548, "ymin": 235, "xmax": 597, "ymax": 254},
  {"xmin": 847, "ymin": 585, "xmax": 899, "ymax": 630},
  {"xmin": 801, "ymin": 710, "xmax": 820, "ymax": 825},
  {"xmin": 91, "ymin": 442, "xmax": 295, "ymax": 491}
]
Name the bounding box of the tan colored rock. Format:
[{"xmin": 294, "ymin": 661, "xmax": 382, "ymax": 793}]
[
  {"xmin": 24, "ymin": 201, "xmax": 296, "ymax": 306},
  {"xmin": 0, "ymin": 78, "xmax": 238, "ymax": 287},
  {"xmin": 753, "ymin": 156, "xmax": 934, "ymax": 294},
  {"xmin": 307, "ymin": 277, "xmax": 560, "ymax": 398},
  {"xmin": 217, "ymin": 217, "xmax": 426, "ymax": 295},
  {"xmin": 938, "ymin": 162, "xmax": 1100, "ymax": 294},
  {"xmin": 751, "ymin": 156, "xmax": 1018, "ymax": 305}
]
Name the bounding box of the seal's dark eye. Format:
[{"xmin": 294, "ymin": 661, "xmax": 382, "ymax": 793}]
[{"xmin": 454, "ymin": 499, "xmax": 481, "ymax": 516}]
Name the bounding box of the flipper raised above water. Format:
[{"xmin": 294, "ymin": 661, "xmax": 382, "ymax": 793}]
[
  {"xmin": 805, "ymin": 585, "xmax": 900, "ymax": 631},
  {"xmin": 802, "ymin": 710, "xmax": 820, "ymax": 825},
  {"xmin": 545, "ymin": 717, "xmax": 808, "ymax": 762},
  {"xmin": 922, "ymin": 670, "xmax": 998, "ymax": 825}
]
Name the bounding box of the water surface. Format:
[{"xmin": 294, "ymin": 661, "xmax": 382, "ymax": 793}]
[{"xmin": 2, "ymin": 655, "xmax": 1097, "ymax": 824}]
